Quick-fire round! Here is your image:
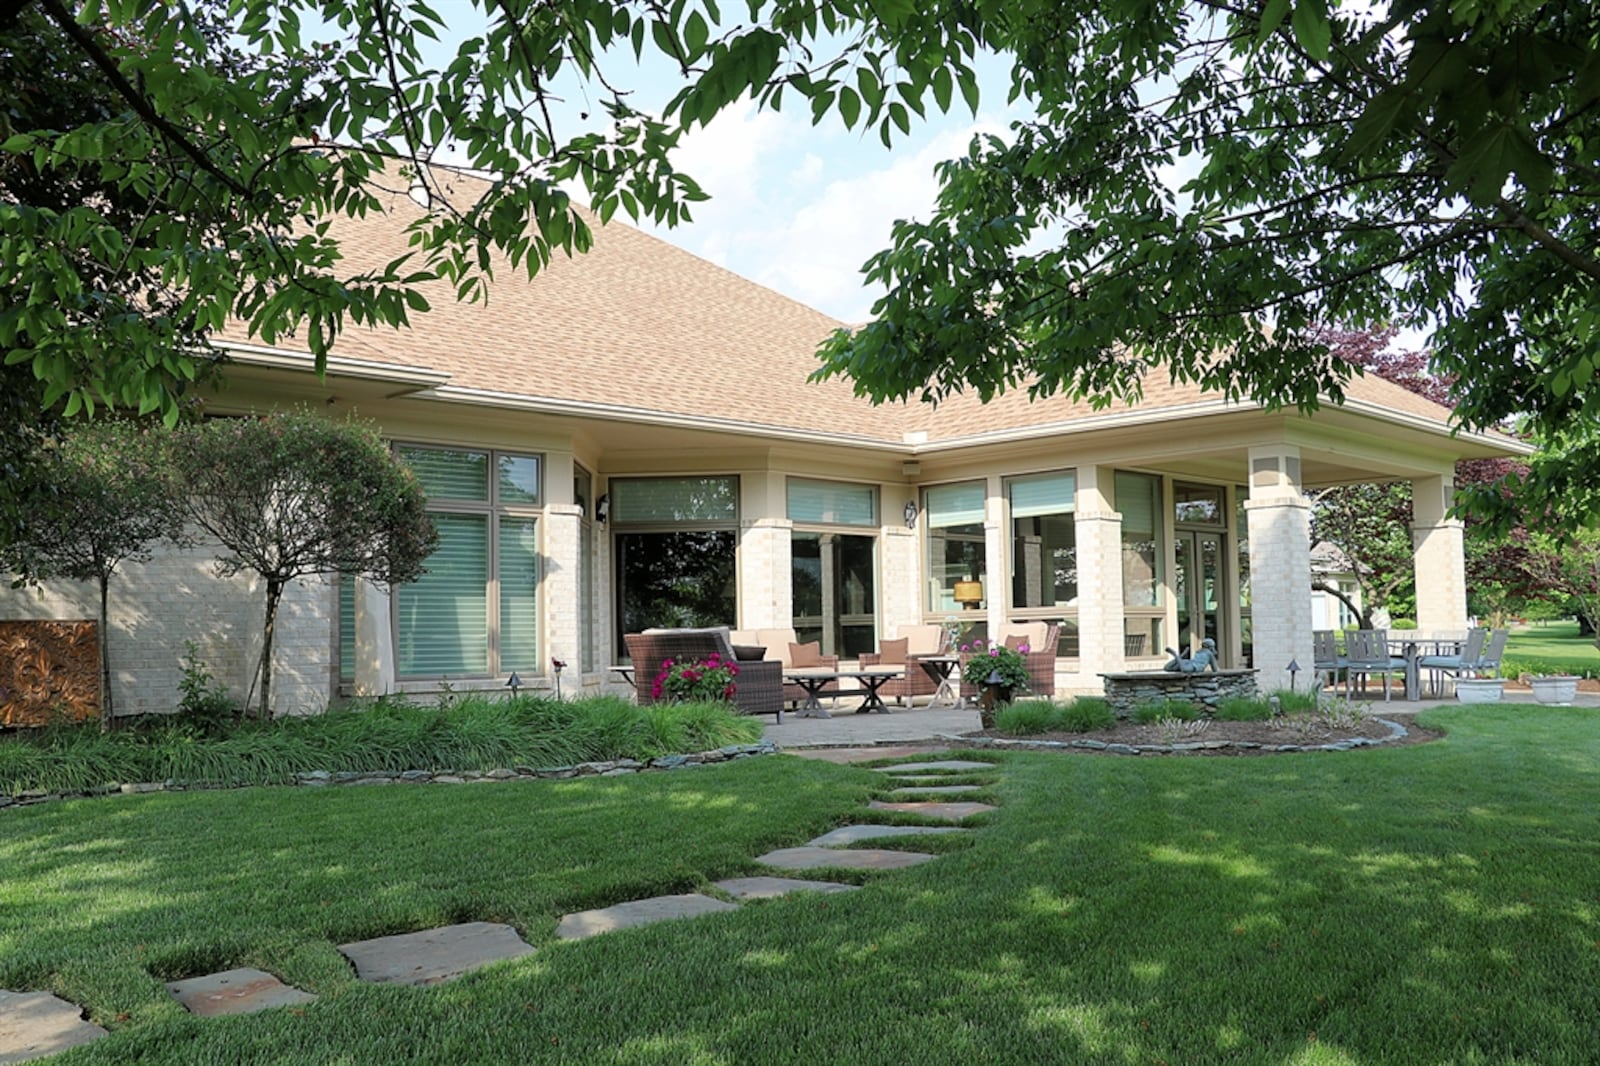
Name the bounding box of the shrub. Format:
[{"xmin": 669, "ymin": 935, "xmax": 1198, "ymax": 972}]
[
  {"xmin": 995, "ymin": 699, "xmax": 1059, "ymax": 735},
  {"xmin": 1059, "ymin": 697, "xmax": 1115, "ymax": 732},
  {"xmin": 1214, "ymin": 695, "xmax": 1275, "ymax": 721},
  {"xmin": 1133, "ymin": 698, "xmax": 1201, "ymax": 724},
  {"xmin": 1390, "ymin": 618, "xmax": 1419, "ymax": 630},
  {"xmin": 1276, "ymin": 689, "xmax": 1320, "ymax": 714}
]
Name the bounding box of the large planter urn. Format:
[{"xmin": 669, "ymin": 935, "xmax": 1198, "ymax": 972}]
[
  {"xmin": 1530, "ymin": 676, "xmax": 1579, "ymax": 706},
  {"xmin": 1456, "ymin": 678, "xmax": 1506, "ymax": 704},
  {"xmin": 978, "ymin": 670, "xmax": 1014, "ymax": 730}
]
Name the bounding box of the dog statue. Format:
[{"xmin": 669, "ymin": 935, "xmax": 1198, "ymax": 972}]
[{"xmin": 1163, "ymin": 638, "xmax": 1219, "ymax": 673}]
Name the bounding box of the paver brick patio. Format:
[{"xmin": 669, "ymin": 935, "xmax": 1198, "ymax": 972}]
[
  {"xmin": 166, "ymin": 968, "xmax": 316, "ymax": 1017},
  {"xmin": 338, "ymin": 921, "xmax": 535, "ymax": 986},
  {"xmin": 713, "ymin": 876, "xmax": 861, "ymax": 900},
  {"xmin": 867, "ymin": 800, "xmax": 998, "ymax": 820},
  {"xmin": 755, "ymin": 846, "xmax": 937, "ymax": 871},
  {"xmin": 807, "ymin": 824, "xmax": 967, "ymax": 846},
  {"xmin": 0, "ymin": 990, "xmax": 106, "ymax": 1064},
  {"xmin": 555, "ymin": 893, "xmax": 739, "ymax": 940}
]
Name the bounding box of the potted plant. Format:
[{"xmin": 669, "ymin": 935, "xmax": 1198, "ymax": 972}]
[
  {"xmin": 653, "ymin": 654, "xmax": 740, "ymax": 703},
  {"xmin": 961, "ymin": 642, "xmax": 1032, "ymax": 729},
  {"xmin": 1455, "ymin": 669, "xmax": 1505, "ymax": 704},
  {"xmin": 1529, "ymin": 674, "xmax": 1579, "ymax": 706}
]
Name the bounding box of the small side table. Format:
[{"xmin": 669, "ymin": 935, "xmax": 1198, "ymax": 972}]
[{"xmin": 918, "ymin": 655, "xmax": 963, "ymax": 708}]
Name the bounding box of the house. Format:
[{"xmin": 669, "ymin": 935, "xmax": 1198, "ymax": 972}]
[{"xmin": 0, "ymin": 169, "xmax": 1526, "ymax": 715}]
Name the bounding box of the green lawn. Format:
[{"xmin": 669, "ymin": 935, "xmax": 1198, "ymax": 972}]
[
  {"xmin": 1504, "ymin": 621, "xmax": 1600, "ymax": 678},
  {"xmin": 5, "ymin": 707, "xmax": 1600, "ymax": 1064}
]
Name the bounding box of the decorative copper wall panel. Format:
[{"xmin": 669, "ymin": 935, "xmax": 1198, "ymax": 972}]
[{"xmin": 0, "ymin": 621, "xmax": 101, "ymax": 727}]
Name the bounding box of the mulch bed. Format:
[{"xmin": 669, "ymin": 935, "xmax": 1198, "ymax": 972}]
[{"xmin": 968, "ymin": 714, "xmax": 1445, "ymax": 752}]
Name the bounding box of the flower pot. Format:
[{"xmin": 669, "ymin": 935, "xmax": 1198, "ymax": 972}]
[
  {"xmin": 978, "ymin": 671, "xmax": 1014, "ymax": 730},
  {"xmin": 1530, "ymin": 676, "xmax": 1578, "ymax": 706},
  {"xmin": 1455, "ymin": 678, "xmax": 1505, "ymax": 704}
]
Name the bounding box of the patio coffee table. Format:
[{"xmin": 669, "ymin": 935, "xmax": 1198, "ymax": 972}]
[{"xmin": 784, "ymin": 667, "xmax": 906, "ymax": 718}]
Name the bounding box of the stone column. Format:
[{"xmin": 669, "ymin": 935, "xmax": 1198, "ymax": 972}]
[
  {"xmin": 984, "ymin": 475, "xmax": 1005, "ymax": 636},
  {"xmin": 1411, "ymin": 473, "xmax": 1469, "ymax": 634},
  {"xmin": 1245, "ymin": 446, "xmax": 1315, "ymax": 693},
  {"xmin": 737, "ymin": 472, "xmax": 792, "ymax": 629},
  {"xmin": 353, "ymin": 577, "xmax": 395, "ymax": 698},
  {"xmin": 1075, "ymin": 465, "xmax": 1126, "ymax": 673},
  {"xmin": 542, "ymin": 504, "xmax": 583, "ymax": 691},
  {"xmin": 880, "ymin": 484, "xmax": 922, "ymax": 637}
]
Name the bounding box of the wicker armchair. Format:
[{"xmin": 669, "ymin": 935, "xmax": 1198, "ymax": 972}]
[
  {"xmin": 860, "ymin": 624, "xmax": 948, "ymax": 706},
  {"xmin": 623, "ymin": 627, "xmax": 784, "ymax": 720},
  {"xmin": 960, "ymin": 622, "xmax": 1060, "ymax": 700},
  {"xmin": 729, "ymin": 627, "xmax": 839, "ymax": 706}
]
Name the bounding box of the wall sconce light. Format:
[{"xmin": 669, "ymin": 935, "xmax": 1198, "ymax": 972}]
[
  {"xmin": 903, "ymin": 499, "xmax": 919, "ymax": 529},
  {"xmin": 595, "ymin": 493, "xmax": 610, "ymax": 523}
]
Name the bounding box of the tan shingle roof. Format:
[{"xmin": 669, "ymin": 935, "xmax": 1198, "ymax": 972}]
[{"xmin": 227, "ymin": 165, "xmax": 1476, "ymax": 448}]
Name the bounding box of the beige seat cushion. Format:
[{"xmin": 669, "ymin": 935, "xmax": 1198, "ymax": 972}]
[
  {"xmin": 896, "ymin": 624, "xmax": 944, "ymax": 656},
  {"xmin": 998, "ymin": 622, "xmax": 1049, "ymax": 653},
  {"xmin": 876, "ymin": 637, "xmax": 909, "ymax": 665},
  {"xmin": 756, "ymin": 628, "xmax": 800, "ymax": 664}
]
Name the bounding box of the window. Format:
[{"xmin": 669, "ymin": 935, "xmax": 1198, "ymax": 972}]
[
  {"xmin": 1116, "ymin": 471, "xmax": 1164, "ymax": 654},
  {"xmin": 926, "ymin": 482, "xmax": 988, "ymax": 612},
  {"xmin": 394, "ymin": 445, "xmax": 542, "ymax": 678},
  {"xmin": 613, "ymin": 476, "xmax": 739, "ymax": 650},
  {"xmin": 1008, "ymin": 471, "xmax": 1076, "ymax": 609},
  {"xmin": 788, "ymin": 478, "xmax": 878, "ymax": 657}
]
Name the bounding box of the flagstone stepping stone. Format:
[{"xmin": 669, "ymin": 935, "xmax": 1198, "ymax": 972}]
[
  {"xmin": 807, "ymin": 824, "xmax": 966, "ymax": 846},
  {"xmin": 555, "ymin": 893, "xmax": 738, "ymax": 941},
  {"xmin": 713, "ymin": 876, "xmax": 861, "ymax": 900},
  {"xmin": 872, "ymin": 760, "xmax": 993, "ymax": 774},
  {"xmin": 755, "ymin": 846, "xmax": 937, "ymax": 871},
  {"xmin": 339, "ymin": 921, "xmax": 535, "ymax": 986},
  {"xmin": 889, "ymin": 784, "xmax": 984, "ymax": 795},
  {"xmin": 0, "ymin": 990, "xmax": 107, "ymax": 1064},
  {"xmin": 166, "ymin": 968, "xmax": 316, "ymax": 1017},
  {"xmin": 887, "ymin": 774, "xmax": 993, "ymax": 785},
  {"xmin": 868, "ymin": 800, "xmax": 998, "ymax": 821}
]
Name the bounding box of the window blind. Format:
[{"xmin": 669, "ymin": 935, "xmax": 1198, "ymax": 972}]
[
  {"xmin": 1116, "ymin": 472, "xmax": 1158, "ymax": 535},
  {"xmin": 396, "ymin": 512, "xmax": 489, "ymax": 675},
  {"xmin": 399, "ymin": 446, "xmax": 489, "ymax": 501},
  {"xmin": 498, "ymin": 517, "xmax": 539, "ymax": 674},
  {"xmin": 787, "ymin": 479, "xmax": 877, "ymax": 526},
  {"xmin": 338, "ymin": 578, "xmax": 355, "ymax": 683},
  {"xmin": 1009, "ymin": 472, "xmax": 1076, "ymax": 519},
  {"xmin": 926, "ymin": 482, "xmax": 986, "ymax": 528},
  {"xmin": 611, "ymin": 476, "xmax": 738, "ymax": 523}
]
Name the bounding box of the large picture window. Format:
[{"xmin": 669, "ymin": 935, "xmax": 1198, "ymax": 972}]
[
  {"xmin": 927, "ymin": 482, "xmax": 987, "ymax": 612},
  {"xmin": 613, "ymin": 476, "xmax": 739, "ymax": 651},
  {"xmin": 1008, "ymin": 471, "xmax": 1076, "ymax": 609},
  {"xmin": 1116, "ymin": 470, "xmax": 1164, "ymax": 655},
  {"xmin": 394, "ymin": 445, "xmax": 542, "ymax": 678}
]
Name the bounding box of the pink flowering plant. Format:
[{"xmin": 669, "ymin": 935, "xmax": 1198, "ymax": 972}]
[
  {"xmin": 652, "ymin": 653, "xmax": 740, "ymax": 703},
  {"xmin": 960, "ymin": 641, "xmax": 1032, "ymax": 691}
]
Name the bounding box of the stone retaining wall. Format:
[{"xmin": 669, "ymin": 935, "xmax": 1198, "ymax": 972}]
[{"xmin": 1098, "ymin": 669, "xmax": 1259, "ymax": 717}]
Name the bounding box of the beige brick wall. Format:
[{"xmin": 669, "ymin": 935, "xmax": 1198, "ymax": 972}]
[
  {"xmin": 0, "ymin": 537, "xmax": 334, "ymax": 718},
  {"xmin": 1246, "ymin": 446, "xmax": 1315, "ymax": 692},
  {"xmin": 1411, "ymin": 474, "xmax": 1468, "ymax": 634}
]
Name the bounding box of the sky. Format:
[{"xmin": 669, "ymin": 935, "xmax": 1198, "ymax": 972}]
[{"xmin": 406, "ymin": 2, "xmax": 1031, "ymax": 325}]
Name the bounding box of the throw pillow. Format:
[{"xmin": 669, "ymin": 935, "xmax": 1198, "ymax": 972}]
[
  {"xmin": 789, "ymin": 641, "xmax": 823, "ymax": 667},
  {"xmin": 877, "ymin": 637, "xmax": 909, "ymax": 665},
  {"xmin": 1004, "ymin": 634, "xmax": 1030, "ymax": 652},
  {"xmin": 732, "ymin": 644, "xmax": 767, "ymax": 662}
]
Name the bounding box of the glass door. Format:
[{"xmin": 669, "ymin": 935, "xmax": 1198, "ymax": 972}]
[
  {"xmin": 792, "ymin": 532, "xmax": 877, "ymax": 658},
  {"xmin": 1174, "ymin": 529, "xmax": 1227, "ymax": 662}
]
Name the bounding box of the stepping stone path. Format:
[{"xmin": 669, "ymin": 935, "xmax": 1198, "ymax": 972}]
[
  {"xmin": 754, "ymin": 846, "xmax": 938, "ymax": 871},
  {"xmin": 868, "ymin": 800, "xmax": 998, "ymax": 821},
  {"xmin": 713, "ymin": 876, "xmax": 860, "ymax": 900},
  {"xmin": 1, "ymin": 750, "xmax": 1005, "ymax": 1058},
  {"xmin": 555, "ymin": 894, "xmax": 738, "ymax": 941},
  {"xmin": 0, "ymin": 990, "xmax": 106, "ymax": 1064},
  {"xmin": 807, "ymin": 824, "xmax": 965, "ymax": 846},
  {"xmin": 873, "ymin": 760, "xmax": 994, "ymax": 774},
  {"xmin": 339, "ymin": 921, "xmax": 536, "ymax": 986},
  {"xmin": 888, "ymin": 784, "xmax": 984, "ymax": 795},
  {"xmin": 166, "ymin": 968, "xmax": 316, "ymax": 1017}
]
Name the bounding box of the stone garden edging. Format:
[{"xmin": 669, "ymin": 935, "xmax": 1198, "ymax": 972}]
[
  {"xmin": 936, "ymin": 717, "xmax": 1410, "ymax": 756},
  {"xmin": 0, "ymin": 741, "xmax": 779, "ymax": 812}
]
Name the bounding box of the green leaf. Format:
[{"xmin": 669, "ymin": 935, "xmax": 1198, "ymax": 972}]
[
  {"xmin": 1291, "ymin": 0, "xmax": 1331, "ymax": 62},
  {"xmin": 1257, "ymin": 0, "xmax": 1291, "ymax": 44},
  {"xmin": 838, "ymin": 86, "xmax": 861, "ymax": 129},
  {"xmin": 684, "ymin": 11, "xmax": 709, "ymax": 59}
]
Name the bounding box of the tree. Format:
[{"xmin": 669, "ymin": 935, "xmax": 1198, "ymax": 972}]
[
  {"xmin": 172, "ymin": 411, "xmax": 437, "ymax": 717},
  {"xmin": 814, "ymin": 0, "xmax": 1600, "ymax": 526},
  {"xmin": 0, "ymin": 421, "xmax": 185, "ymax": 723},
  {"xmin": 1310, "ymin": 482, "xmax": 1414, "ymax": 628},
  {"xmin": 1521, "ymin": 528, "xmax": 1600, "ymax": 649},
  {"xmin": 0, "ymin": 0, "xmax": 974, "ymax": 447}
]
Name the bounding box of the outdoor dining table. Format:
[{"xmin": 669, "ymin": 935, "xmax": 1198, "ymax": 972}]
[
  {"xmin": 783, "ymin": 666, "xmax": 905, "ymax": 718},
  {"xmin": 1386, "ymin": 637, "xmax": 1462, "ymax": 700}
]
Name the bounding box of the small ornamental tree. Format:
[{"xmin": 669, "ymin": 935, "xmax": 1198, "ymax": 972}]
[
  {"xmin": 0, "ymin": 420, "xmax": 185, "ymax": 724},
  {"xmin": 173, "ymin": 411, "xmax": 437, "ymax": 718}
]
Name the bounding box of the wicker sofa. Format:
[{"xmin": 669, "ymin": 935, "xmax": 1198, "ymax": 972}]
[
  {"xmin": 622, "ymin": 627, "xmax": 785, "ymax": 720},
  {"xmin": 859, "ymin": 623, "xmax": 948, "ymax": 706},
  {"xmin": 728, "ymin": 627, "xmax": 840, "ymax": 707},
  {"xmin": 959, "ymin": 622, "xmax": 1060, "ymax": 701}
]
